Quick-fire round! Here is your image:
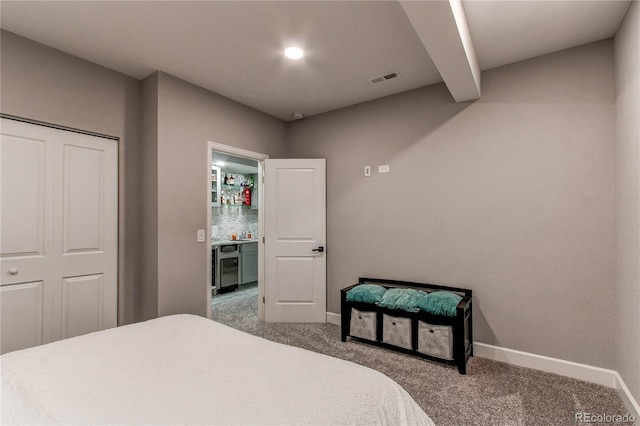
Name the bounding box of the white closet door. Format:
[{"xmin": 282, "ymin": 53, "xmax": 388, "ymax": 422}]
[
  {"xmin": 51, "ymin": 129, "xmax": 118, "ymax": 340},
  {"xmin": 0, "ymin": 130, "xmax": 55, "ymax": 352},
  {"xmin": 0, "ymin": 118, "xmax": 118, "ymax": 353}
]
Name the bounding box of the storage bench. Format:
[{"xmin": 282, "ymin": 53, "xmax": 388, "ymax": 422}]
[{"xmin": 341, "ymin": 277, "xmax": 473, "ymax": 374}]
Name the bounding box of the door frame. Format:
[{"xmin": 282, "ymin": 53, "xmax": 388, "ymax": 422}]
[{"xmin": 206, "ymin": 141, "xmax": 268, "ymax": 321}]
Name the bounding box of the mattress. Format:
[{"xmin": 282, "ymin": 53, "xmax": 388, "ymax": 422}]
[{"xmin": 1, "ymin": 314, "xmax": 434, "ymax": 425}]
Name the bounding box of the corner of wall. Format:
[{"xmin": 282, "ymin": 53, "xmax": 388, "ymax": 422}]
[
  {"xmin": 614, "ymin": 0, "xmax": 640, "ymax": 406},
  {"xmin": 139, "ymin": 72, "xmax": 160, "ymax": 320}
]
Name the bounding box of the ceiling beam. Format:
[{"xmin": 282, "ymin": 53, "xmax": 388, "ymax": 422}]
[{"xmin": 400, "ymin": 0, "xmax": 481, "ymax": 102}]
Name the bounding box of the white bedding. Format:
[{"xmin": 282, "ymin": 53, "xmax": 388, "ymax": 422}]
[{"xmin": 1, "ymin": 314, "xmax": 433, "ymax": 425}]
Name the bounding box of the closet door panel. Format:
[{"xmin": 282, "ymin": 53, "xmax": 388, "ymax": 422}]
[
  {"xmin": 61, "ymin": 274, "xmax": 103, "ymax": 339},
  {"xmin": 63, "ymin": 145, "xmax": 104, "ymax": 254},
  {"xmin": 0, "ymin": 135, "xmax": 45, "ymax": 257},
  {"xmin": 0, "ymin": 281, "xmax": 44, "ymax": 354}
]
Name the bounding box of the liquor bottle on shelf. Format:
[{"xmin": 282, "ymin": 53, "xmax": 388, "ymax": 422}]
[
  {"xmin": 223, "ymin": 173, "xmax": 228, "ymax": 184},
  {"xmin": 229, "ymin": 174, "xmax": 235, "ymax": 185}
]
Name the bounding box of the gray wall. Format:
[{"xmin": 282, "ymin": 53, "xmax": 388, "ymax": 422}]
[
  {"xmin": 614, "ymin": 0, "xmax": 640, "ymax": 403},
  {"xmin": 140, "ymin": 73, "xmax": 160, "ymax": 320},
  {"xmin": 150, "ymin": 72, "xmax": 287, "ymax": 317},
  {"xmin": 287, "ymin": 41, "xmax": 617, "ymax": 369},
  {"xmin": 0, "ymin": 31, "xmax": 142, "ymax": 325}
]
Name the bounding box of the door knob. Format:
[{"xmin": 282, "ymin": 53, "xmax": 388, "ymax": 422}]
[
  {"xmin": 312, "ymin": 246, "xmax": 324, "ymax": 253},
  {"xmin": 8, "ymin": 268, "xmax": 18, "ymax": 275}
]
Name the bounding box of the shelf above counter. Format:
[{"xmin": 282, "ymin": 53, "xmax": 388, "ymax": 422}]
[{"xmin": 221, "ymin": 183, "xmax": 254, "ymax": 190}]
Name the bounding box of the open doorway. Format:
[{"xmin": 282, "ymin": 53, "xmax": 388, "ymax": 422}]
[
  {"xmin": 207, "ymin": 142, "xmax": 267, "ymax": 322},
  {"xmin": 211, "ymin": 154, "xmax": 258, "ymax": 301}
]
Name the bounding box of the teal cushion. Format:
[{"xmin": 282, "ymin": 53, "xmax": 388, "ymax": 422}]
[
  {"xmin": 417, "ymin": 291, "xmax": 462, "ymax": 317},
  {"xmin": 346, "ymin": 284, "xmax": 387, "ymax": 304},
  {"xmin": 376, "ymin": 288, "xmax": 427, "ymax": 313}
]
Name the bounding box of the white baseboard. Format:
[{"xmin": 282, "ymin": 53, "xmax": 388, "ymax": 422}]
[
  {"xmin": 326, "ymin": 312, "xmax": 341, "ymax": 326},
  {"xmin": 473, "ymin": 342, "xmax": 616, "ymax": 387},
  {"xmin": 614, "ymin": 371, "xmax": 640, "ymax": 420},
  {"xmin": 328, "ymin": 311, "xmax": 638, "ymax": 417},
  {"xmin": 474, "ymin": 343, "xmax": 639, "ymax": 419}
]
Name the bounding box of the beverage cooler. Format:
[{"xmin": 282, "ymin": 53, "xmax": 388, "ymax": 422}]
[{"xmin": 217, "ymin": 244, "xmax": 240, "ymax": 294}]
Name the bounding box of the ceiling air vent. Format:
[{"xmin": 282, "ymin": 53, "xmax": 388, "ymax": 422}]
[{"xmin": 370, "ymin": 71, "xmax": 400, "ymax": 85}]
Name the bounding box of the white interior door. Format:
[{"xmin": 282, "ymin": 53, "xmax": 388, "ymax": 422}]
[
  {"xmin": 264, "ymin": 159, "xmax": 326, "ymax": 323},
  {"xmin": 0, "ymin": 118, "xmax": 118, "ymax": 353}
]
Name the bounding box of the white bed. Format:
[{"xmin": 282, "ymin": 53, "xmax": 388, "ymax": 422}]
[{"xmin": 1, "ymin": 314, "xmax": 433, "ymax": 425}]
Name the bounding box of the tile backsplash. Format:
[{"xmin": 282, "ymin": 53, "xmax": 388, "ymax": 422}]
[{"xmin": 212, "ymin": 205, "xmax": 258, "ymax": 241}]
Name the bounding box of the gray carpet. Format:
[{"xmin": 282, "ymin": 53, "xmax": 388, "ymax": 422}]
[{"xmin": 211, "ymin": 292, "xmax": 632, "ymax": 426}]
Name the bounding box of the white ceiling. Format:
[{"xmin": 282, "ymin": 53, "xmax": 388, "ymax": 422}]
[{"xmin": 0, "ymin": 0, "xmax": 630, "ymax": 121}]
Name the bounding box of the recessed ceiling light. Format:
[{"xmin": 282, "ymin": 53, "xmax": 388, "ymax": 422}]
[
  {"xmin": 292, "ymin": 112, "xmax": 305, "ymax": 120},
  {"xmin": 284, "ymin": 46, "xmax": 304, "ymax": 60},
  {"xmin": 215, "ymin": 161, "xmax": 225, "ymax": 166}
]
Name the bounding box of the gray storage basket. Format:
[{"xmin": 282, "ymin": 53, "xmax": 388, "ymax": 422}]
[
  {"xmin": 417, "ymin": 321, "xmax": 454, "ymax": 360},
  {"xmin": 382, "ymin": 314, "xmax": 412, "ymax": 350},
  {"xmin": 350, "ymin": 308, "xmax": 377, "ymax": 341}
]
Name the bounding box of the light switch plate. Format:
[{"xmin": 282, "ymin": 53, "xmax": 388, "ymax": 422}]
[
  {"xmin": 378, "ymin": 164, "xmax": 390, "ymax": 173},
  {"xmin": 197, "ymin": 229, "xmax": 205, "ymax": 243},
  {"xmin": 364, "ymin": 166, "xmax": 371, "ymax": 177}
]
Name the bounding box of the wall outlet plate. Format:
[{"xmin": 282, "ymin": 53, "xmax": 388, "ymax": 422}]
[
  {"xmin": 378, "ymin": 164, "xmax": 390, "ymax": 173},
  {"xmin": 197, "ymin": 229, "xmax": 206, "ymax": 243},
  {"xmin": 364, "ymin": 166, "xmax": 371, "ymax": 177}
]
